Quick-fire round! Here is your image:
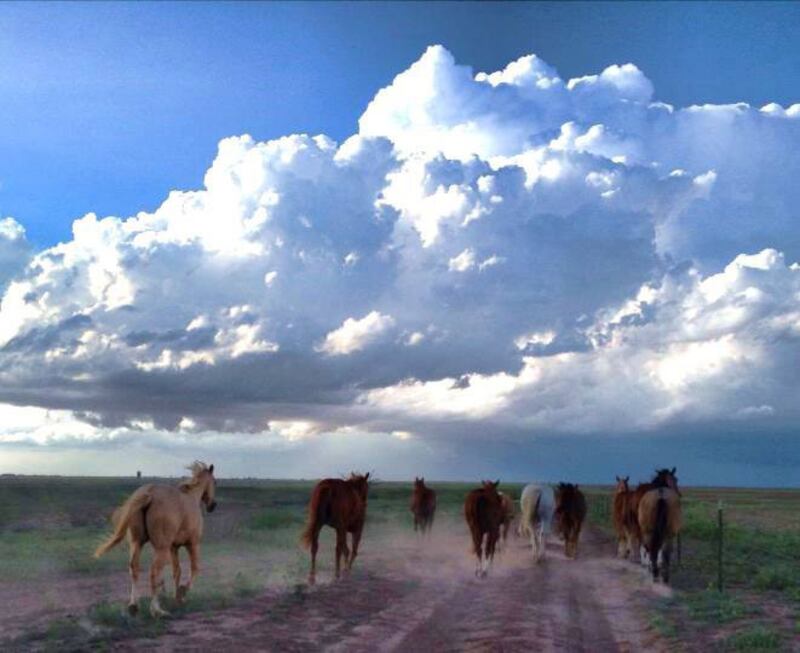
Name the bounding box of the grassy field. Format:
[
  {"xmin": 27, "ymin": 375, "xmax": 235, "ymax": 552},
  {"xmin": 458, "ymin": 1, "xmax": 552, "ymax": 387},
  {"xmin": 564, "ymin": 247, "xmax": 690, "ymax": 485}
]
[
  {"xmin": 585, "ymin": 486, "xmax": 800, "ymax": 651},
  {"xmin": 0, "ymin": 476, "xmax": 798, "ymax": 651}
]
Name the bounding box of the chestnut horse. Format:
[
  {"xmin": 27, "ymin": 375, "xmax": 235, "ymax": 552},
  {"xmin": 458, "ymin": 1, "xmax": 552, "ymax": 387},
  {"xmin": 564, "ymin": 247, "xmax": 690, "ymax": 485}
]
[
  {"xmin": 410, "ymin": 477, "xmax": 437, "ymax": 533},
  {"xmin": 632, "ymin": 468, "xmax": 681, "ymax": 566},
  {"xmin": 94, "ymin": 462, "xmax": 217, "ymax": 617},
  {"xmin": 638, "ymin": 469, "xmax": 682, "ymax": 583},
  {"xmin": 301, "ymin": 472, "xmax": 370, "ymax": 584},
  {"xmin": 612, "ymin": 475, "xmax": 639, "ymax": 559},
  {"xmin": 499, "ymin": 491, "xmax": 515, "ymax": 543},
  {"xmin": 464, "ymin": 480, "xmax": 504, "ymax": 576},
  {"xmin": 553, "ymin": 482, "xmax": 587, "ymax": 558}
]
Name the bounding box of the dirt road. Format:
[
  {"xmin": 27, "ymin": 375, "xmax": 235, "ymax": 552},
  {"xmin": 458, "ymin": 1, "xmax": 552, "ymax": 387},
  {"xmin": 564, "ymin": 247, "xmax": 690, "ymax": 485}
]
[{"xmin": 124, "ymin": 520, "xmax": 669, "ymax": 652}]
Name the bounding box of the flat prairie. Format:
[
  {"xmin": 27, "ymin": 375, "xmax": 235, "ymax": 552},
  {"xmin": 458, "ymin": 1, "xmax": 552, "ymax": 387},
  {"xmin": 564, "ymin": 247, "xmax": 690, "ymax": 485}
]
[{"xmin": 0, "ymin": 477, "xmax": 797, "ymax": 651}]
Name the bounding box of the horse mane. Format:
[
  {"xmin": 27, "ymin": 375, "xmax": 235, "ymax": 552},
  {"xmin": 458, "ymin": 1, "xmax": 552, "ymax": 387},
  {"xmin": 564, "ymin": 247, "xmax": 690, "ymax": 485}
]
[
  {"xmin": 179, "ymin": 461, "xmax": 210, "ymax": 492},
  {"xmin": 556, "ymin": 483, "xmax": 581, "ymax": 510},
  {"xmin": 651, "ymin": 468, "xmax": 677, "ymax": 488}
]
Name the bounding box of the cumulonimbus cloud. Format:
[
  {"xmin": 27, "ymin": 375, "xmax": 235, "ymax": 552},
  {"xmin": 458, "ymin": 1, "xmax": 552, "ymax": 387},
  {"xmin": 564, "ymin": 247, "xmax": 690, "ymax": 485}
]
[{"xmin": 0, "ymin": 45, "xmax": 799, "ymax": 454}]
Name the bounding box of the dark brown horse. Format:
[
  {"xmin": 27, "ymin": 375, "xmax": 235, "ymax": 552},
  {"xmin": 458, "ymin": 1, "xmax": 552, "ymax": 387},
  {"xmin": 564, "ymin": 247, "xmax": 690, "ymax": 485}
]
[
  {"xmin": 632, "ymin": 468, "xmax": 681, "ymax": 566},
  {"xmin": 464, "ymin": 480, "xmax": 504, "ymax": 576},
  {"xmin": 499, "ymin": 491, "xmax": 515, "ymax": 543},
  {"xmin": 612, "ymin": 475, "xmax": 639, "ymax": 559},
  {"xmin": 301, "ymin": 472, "xmax": 369, "ymax": 585},
  {"xmin": 553, "ymin": 482, "xmax": 587, "ymax": 558},
  {"xmin": 410, "ymin": 477, "xmax": 437, "ymax": 533}
]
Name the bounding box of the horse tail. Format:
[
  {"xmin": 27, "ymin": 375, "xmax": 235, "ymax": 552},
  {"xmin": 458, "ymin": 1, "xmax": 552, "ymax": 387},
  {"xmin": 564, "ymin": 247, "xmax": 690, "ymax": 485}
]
[
  {"xmin": 301, "ymin": 486, "xmax": 324, "ymax": 549},
  {"xmin": 94, "ymin": 489, "xmax": 152, "ymax": 558},
  {"xmin": 650, "ymin": 491, "xmax": 669, "ymax": 563}
]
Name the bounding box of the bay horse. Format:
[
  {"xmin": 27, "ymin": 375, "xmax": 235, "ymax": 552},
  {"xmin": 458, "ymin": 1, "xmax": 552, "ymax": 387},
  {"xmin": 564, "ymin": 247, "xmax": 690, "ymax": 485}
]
[
  {"xmin": 612, "ymin": 476, "xmax": 639, "ymax": 559},
  {"xmin": 499, "ymin": 491, "xmax": 515, "ymax": 544},
  {"xmin": 94, "ymin": 462, "xmax": 217, "ymax": 617},
  {"xmin": 632, "ymin": 468, "xmax": 681, "ymax": 566},
  {"xmin": 410, "ymin": 477, "xmax": 437, "ymax": 533},
  {"xmin": 553, "ymin": 482, "xmax": 587, "ymax": 558},
  {"xmin": 464, "ymin": 480, "xmax": 504, "ymax": 577},
  {"xmin": 638, "ymin": 469, "xmax": 682, "ymax": 583},
  {"xmin": 301, "ymin": 472, "xmax": 370, "ymax": 585},
  {"xmin": 519, "ymin": 483, "xmax": 555, "ymax": 562}
]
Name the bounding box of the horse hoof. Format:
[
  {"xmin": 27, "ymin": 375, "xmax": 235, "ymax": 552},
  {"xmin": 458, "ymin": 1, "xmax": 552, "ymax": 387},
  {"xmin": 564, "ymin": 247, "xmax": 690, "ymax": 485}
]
[
  {"xmin": 176, "ymin": 585, "xmax": 188, "ymax": 603},
  {"xmin": 128, "ymin": 603, "xmax": 138, "ymax": 616},
  {"xmin": 150, "ymin": 605, "xmax": 170, "ymax": 619}
]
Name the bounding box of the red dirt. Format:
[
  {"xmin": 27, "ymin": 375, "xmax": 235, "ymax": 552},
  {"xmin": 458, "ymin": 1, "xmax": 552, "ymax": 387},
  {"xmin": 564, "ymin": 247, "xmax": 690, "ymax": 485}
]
[{"xmin": 118, "ymin": 520, "xmax": 669, "ymax": 652}]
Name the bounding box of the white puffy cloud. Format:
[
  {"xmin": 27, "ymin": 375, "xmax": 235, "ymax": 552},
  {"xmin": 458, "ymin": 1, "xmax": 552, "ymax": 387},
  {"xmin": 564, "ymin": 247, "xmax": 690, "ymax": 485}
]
[
  {"xmin": 0, "ymin": 217, "xmax": 31, "ymax": 291},
  {"xmin": 317, "ymin": 311, "xmax": 396, "ymax": 356},
  {"xmin": 363, "ymin": 248, "xmax": 800, "ymax": 434},
  {"xmin": 0, "ymin": 46, "xmax": 799, "ymax": 468}
]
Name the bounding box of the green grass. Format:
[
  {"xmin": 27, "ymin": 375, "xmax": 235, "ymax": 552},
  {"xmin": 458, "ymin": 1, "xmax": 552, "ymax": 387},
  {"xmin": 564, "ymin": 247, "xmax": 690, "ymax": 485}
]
[
  {"xmin": 633, "ymin": 487, "xmax": 800, "ymax": 650},
  {"xmin": 684, "ymin": 590, "xmax": 754, "ymax": 624},
  {"xmin": 2, "ymin": 477, "xmax": 799, "ymax": 651},
  {"xmin": 723, "ymin": 626, "xmax": 783, "ymax": 651}
]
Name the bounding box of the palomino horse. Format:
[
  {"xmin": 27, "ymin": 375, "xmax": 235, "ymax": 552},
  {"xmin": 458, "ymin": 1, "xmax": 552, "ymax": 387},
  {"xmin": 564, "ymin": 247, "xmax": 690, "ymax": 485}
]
[
  {"xmin": 518, "ymin": 483, "xmax": 555, "ymax": 562},
  {"xmin": 638, "ymin": 469, "xmax": 682, "ymax": 583},
  {"xmin": 498, "ymin": 491, "xmax": 515, "ymax": 544},
  {"xmin": 632, "ymin": 468, "xmax": 681, "ymax": 566},
  {"xmin": 464, "ymin": 480, "xmax": 504, "ymax": 577},
  {"xmin": 553, "ymin": 483, "xmax": 587, "ymax": 558},
  {"xmin": 301, "ymin": 472, "xmax": 370, "ymax": 585},
  {"xmin": 410, "ymin": 477, "xmax": 437, "ymax": 533},
  {"xmin": 612, "ymin": 476, "xmax": 639, "ymax": 559},
  {"xmin": 94, "ymin": 462, "xmax": 217, "ymax": 617}
]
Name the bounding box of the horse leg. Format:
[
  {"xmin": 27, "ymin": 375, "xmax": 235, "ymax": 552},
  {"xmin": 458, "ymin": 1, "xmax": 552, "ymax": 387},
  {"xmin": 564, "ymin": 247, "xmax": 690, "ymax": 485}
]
[
  {"xmin": 175, "ymin": 540, "xmax": 200, "ymax": 602},
  {"xmin": 529, "ymin": 523, "xmax": 538, "ymax": 561},
  {"xmin": 472, "ymin": 530, "xmax": 483, "ymax": 577},
  {"xmin": 485, "ymin": 532, "xmax": 498, "ymax": 575},
  {"xmin": 662, "ymin": 540, "xmax": 672, "ymax": 584},
  {"xmin": 171, "ymin": 546, "xmax": 183, "ymax": 603},
  {"xmin": 128, "ymin": 540, "xmax": 142, "ymax": 615},
  {"xmin": 308, "ymin": 524, "xmax": 322, "ymax": 585},
  {"xmin": 348, "ymin": 527, "xmax": 362, "ymax": 571},
  {"xmin": 334, "ymin": 528, "xmax": 347, "ymax": 580},
  {"xmin": 149, "ymin": 548, "xmax": 171, "ymax": 618},
  {"xmin": 650, "ymin": 543, "xmax": 660, "ymax": 581}
]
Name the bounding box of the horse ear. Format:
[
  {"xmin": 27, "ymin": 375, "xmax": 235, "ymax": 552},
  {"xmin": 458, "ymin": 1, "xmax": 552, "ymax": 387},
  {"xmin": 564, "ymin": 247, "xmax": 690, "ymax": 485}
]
[
  {"xmin": 615, "ymin": 475, "xmax": 620, "ymax": 482},
  {"xmin": 494, "ymin": 479, "xmax": 500, "ymax": 488},
  {"xmin": 625, "ymin": 476, "xmax": 629, "ymax": 482},
  {"xmin": 365, "ymin": 472, "xmax": 370, "ymax": 480},
  {"xmin": 209, "ymin": 464, "xmax": 214, "ymax": 474},
  {"xmin": 671, "ymin": 467, "xmax": 676, "ymax": 475}
]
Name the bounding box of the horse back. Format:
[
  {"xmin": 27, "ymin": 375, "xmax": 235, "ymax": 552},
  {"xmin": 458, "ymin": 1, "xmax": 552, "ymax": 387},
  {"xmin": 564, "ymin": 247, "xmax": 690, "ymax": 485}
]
[
  {"xmin": 638, "ymin": 487, "xmax": 681, "ymax": 535},
  {"xmin": 312, "ymin": 478, "xmax": 366, "ymax": 531},
  {"xmin": 465, "ymin": 488, "xmax": 502, "ymax": 534},
  {"xmin": 141, "ymin": 484, "xmax": 202, "ymax": 546}
]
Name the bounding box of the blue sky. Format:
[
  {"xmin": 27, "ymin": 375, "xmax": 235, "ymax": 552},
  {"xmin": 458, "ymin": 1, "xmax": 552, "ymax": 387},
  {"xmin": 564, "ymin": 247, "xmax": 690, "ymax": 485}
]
[
  {"xmin": 1, "ymin": 3, "xmax": 800, "ymax": 484},
  {"xmin": 2, "ymin": 2, "xmax": 799, "ymax": 247}
]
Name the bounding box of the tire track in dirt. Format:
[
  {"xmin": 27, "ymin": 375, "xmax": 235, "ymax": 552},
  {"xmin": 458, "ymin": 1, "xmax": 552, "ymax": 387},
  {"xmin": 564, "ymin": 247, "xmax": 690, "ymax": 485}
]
[{"xmin": 121, "ymin": 521, "xmax": 668, "ymax": 652}]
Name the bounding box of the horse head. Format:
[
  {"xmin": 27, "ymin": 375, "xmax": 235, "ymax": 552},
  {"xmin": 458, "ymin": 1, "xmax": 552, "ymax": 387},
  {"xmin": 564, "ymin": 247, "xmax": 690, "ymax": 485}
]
[
  {"xmin": 653, "ymin": 467, "xmax": 680, "ymax": 495},
  {"xmin": 201, "ymin": 463, "xmax": 217, "ymax": 512},
  {"xmin": 614, "ymin": 475, "xmax": 630, "ymax": 493},
  {"xmin": 349, "ymin": 472, "xmax": 371, "ymax": 501},
  {"xmin": 481, "ymin": 479, "xmax": 500, "ymax": 493},
  {"xmin": 414, "ymin": 476, "xmax": 425, "ymax": 489}
]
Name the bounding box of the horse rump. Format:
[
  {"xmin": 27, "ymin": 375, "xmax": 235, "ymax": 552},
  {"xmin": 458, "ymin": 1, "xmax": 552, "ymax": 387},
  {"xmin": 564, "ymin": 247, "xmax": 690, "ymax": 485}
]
[{"xmin": 94, "ymin": 488, "xmax": 153, "ymax": 558}]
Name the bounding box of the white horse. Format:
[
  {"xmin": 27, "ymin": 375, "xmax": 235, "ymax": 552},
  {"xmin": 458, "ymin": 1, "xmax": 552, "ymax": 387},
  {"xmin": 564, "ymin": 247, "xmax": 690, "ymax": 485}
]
[{"xmin": 518, "ymin": 483, "xmax": 554, "ymax": 562}]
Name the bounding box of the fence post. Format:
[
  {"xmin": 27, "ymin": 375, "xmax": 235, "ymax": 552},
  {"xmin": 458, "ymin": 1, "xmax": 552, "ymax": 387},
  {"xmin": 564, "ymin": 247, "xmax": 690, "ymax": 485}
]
[{"xmin": 717, "ymin": 500, "xmax": 724, "ymax": 592}]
